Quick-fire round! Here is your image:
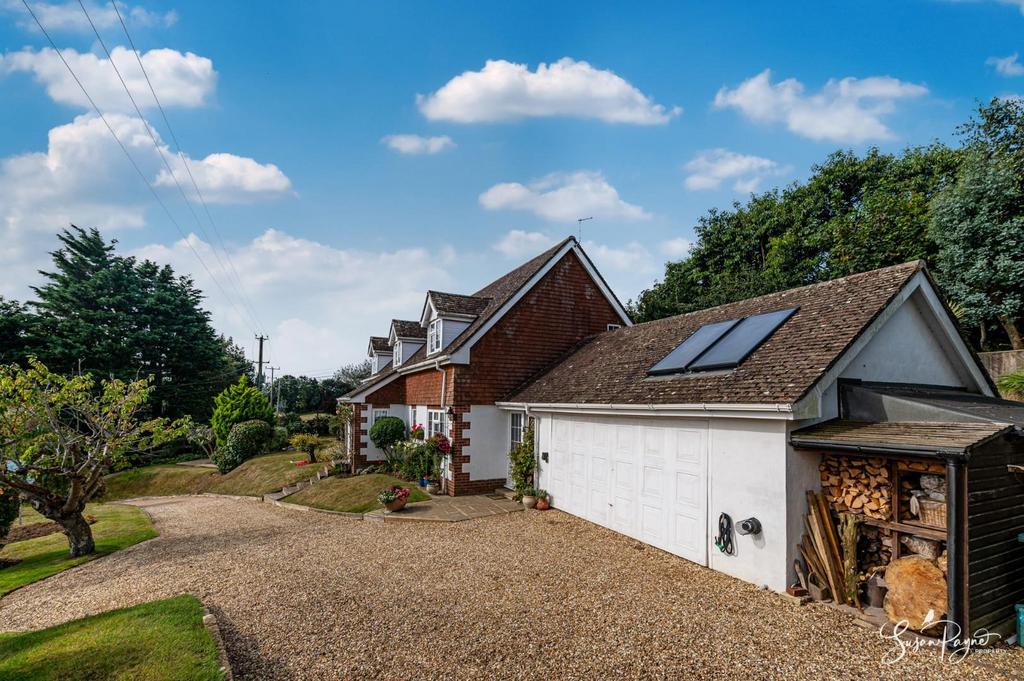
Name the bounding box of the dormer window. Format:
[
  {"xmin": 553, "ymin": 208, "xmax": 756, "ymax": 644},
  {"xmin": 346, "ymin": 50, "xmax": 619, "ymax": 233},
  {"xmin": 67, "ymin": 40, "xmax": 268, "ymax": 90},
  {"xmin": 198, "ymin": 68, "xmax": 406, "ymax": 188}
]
[
  {"xmin": 393, "ymin": 341, "xmax": 402, "ymax": 367},
  {"xmin": 428, "ymin": 319, "xmax": 442, "ymax": 354}
]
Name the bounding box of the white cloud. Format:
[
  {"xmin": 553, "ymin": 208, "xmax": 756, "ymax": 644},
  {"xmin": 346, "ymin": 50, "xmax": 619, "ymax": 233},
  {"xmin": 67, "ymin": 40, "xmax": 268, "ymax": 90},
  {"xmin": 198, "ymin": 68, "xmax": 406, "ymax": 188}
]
[
  {"xmin": 479, "ymin": 171, "xmax": 651, "ymax": 222},
  {"xmin": 683, "ymin": 149, "xmax": 784, "ymax": 192},
  {"xmin": 381, "ymin": 134, "xmax": 455, "ymax": 155},
  {"xmin": 131, "ymin": 230, "xmax": 457, "ymax": 374},
  {"xmin": 0, "ymin": 46, "xmax": 215, "ymax": 112},
  {"xmin": 493, "ymin": 230, "xmax": 558, "ymax": 258},
  {"xmin": 156, "ymin": 152, "xmax": 293, "ymax": 203},
  {"xmin": 0, "ymin": 113, "xmax": 293, "ymax": 298},
  {"xmin": 3, "ymin": 1, "xmax": 177, "ymax": 33},
  {"xmin": 660, "ymin": 237, "xmax": 694, "ymax": 258},
  {"xmin": 417, "ymin": 57, "xmax": 680, "ymax": 125},
  {"xmin": 987, "ymin": 53, "xmax": 1024, "ymax": 76},
  {"xmin": 713, "ymin": 69, "xmax": 928, "ymax": 142}
]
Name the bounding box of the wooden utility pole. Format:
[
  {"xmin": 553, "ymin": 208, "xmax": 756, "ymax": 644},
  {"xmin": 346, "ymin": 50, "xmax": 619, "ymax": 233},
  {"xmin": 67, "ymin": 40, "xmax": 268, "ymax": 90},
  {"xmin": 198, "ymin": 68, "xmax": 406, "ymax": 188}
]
[{"xmin": 255, "ymin": 335, "xmax": 269, "ymax": 387}]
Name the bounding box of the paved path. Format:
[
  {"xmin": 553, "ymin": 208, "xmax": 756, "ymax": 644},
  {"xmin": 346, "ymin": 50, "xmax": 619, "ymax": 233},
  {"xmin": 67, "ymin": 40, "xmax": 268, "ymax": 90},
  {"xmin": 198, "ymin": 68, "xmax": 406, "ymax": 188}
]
[
  {"xmin": 0, "ymin": 496, "xmax": 1020, "ymax": 680},
  {"xmin": 365, "ymin": 492, "xmax": 522, "ymax": 522}
]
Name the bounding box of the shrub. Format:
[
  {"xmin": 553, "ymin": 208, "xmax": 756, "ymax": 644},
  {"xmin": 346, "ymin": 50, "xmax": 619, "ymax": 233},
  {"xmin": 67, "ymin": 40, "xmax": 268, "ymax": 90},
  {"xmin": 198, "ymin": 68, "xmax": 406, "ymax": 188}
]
[
  {"xmin": 289, "ymin": 433, "xmax": 321, "ymax": 464},
  {"xmin": 997, "ymin": 370, "xmax": 1024, "ymax": 400},
  {"xmin": 369, "ymin": 416, "xmax": 406, "ymax": 453},
  {"xmin": 0, "ymin": 485, "xmax": 19, "ymax": 547},
  {"xmin": 271, "ymin": 426, "xmax": 289, "ymax": 451},
  {"xmin": 308, "ymin": 414, "xmax": 331, "ymax": 436},
  {"xmin": 211, "ymin": 377, "xmax": 273, "ymax": 447},
  {"xmin": 277, "ymin": 411, "xmax": 303, "ymax": 434},
  {"xmin": 212, "ymin": 419, "xmax": 272, "ymax": 473},
  {"xmin": 508, "ymin": 424, "xmax": 536, "ymax": 499}
]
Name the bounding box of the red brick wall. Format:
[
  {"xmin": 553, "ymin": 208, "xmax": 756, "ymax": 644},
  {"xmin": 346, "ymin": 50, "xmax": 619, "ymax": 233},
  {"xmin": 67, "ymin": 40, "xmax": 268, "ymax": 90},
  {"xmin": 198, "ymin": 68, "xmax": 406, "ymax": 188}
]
[{"xmin": 453, "ymin": 250, "xmax": 623, "ymax": 404}]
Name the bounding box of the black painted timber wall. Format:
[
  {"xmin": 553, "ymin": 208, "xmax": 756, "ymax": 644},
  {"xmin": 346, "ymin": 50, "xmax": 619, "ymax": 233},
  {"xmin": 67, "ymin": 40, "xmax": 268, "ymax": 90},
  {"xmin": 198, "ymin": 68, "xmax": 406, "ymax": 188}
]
[{"xmin": 967, "ymin": 433, "xmax": 1024, "ymax": 635}]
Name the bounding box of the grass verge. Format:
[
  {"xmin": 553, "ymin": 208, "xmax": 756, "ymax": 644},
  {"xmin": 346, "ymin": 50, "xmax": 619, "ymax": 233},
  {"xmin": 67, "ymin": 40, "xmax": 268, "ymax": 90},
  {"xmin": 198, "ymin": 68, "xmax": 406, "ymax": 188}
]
[
  {"xmin": 0, "ymin": 594, "xmax": 224, "ymax": 680},
  {"xmin": 284, "ymin": 473, "xmax": 429, "ymax": 513},
  {"xmin": 100, "ymin": 449, "xmax": 334, "ymax": 502},
  {"xmin": 0, "ymin": 503, "xmax": 156, "ymax": 597}
]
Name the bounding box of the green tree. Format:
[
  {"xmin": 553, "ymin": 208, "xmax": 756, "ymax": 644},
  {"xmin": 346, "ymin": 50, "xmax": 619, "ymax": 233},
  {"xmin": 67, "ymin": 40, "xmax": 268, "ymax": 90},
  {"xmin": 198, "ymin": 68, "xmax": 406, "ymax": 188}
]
[
  {"xmin": 211, "ymin": 376, "xmax": 274, "ymax": 447},
  {"xmin": 0, "ymin": 360, "xmax": 186, "ymax": 556},
  {"xmin": 25, "ymin": 227, "xmax": 251, "ymax": 420},
  {"xmin": 0, "ymin": 297, "xmax": 34, "ymax": 365},
  {"xmin": 0, "ymin": 485, "xmax": 18, "ymax": 548}
]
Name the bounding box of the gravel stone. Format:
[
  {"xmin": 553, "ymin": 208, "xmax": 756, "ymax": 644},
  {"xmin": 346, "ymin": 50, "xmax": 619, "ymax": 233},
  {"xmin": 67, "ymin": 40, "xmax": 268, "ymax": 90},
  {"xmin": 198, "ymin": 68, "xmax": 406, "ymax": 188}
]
[{"xmin": 0, "ymin": 495, "xmax": 1020, "ymax": 680}]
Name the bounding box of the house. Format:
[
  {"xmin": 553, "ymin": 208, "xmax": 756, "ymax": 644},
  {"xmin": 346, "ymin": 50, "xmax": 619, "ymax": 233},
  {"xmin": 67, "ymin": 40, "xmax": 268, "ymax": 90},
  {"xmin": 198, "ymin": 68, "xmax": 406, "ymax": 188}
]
[
  {"xmin": 341, "ymin": 236, "xmax": 631, "ymax": 495},
  {"xmin": 500, "ymin": 259, "xmax": 1024, "ymax": 639},
  {"xmin": 344, "ymin": 242, "xmax": 1024, "ymax": 639}
]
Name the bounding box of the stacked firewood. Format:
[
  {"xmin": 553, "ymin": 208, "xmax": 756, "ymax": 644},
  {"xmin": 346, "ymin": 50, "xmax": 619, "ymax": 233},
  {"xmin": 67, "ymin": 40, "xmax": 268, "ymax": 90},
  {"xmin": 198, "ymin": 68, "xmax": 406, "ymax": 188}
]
[
  {"xmin": 858, "ymin": 524, "xmax": 894, "ymax": 574},
  {"xmin": 819, "ymin": 455, "xmax": 891, "ymax": 519},
  {"xmin": 898, "ymin": 460, "xmax": 947, "ymax": 520}
]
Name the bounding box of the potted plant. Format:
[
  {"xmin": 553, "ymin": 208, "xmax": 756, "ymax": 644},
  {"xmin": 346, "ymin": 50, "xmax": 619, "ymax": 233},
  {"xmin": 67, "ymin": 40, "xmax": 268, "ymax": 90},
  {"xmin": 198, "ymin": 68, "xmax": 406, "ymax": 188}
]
[
  {"xmin": 535, "ymin": 489, "xmax": 550, "ymax": 510},
  {"xmin": 425, "ymin": 479, "xmax": 439, "ymax": 495},
  {"xmin": 521, "ymin": 487, "xmax": 538, "ymax": 509},
  {"xmin": 378, "ymin": 485, "xmax": 411, "ymax": 513}
]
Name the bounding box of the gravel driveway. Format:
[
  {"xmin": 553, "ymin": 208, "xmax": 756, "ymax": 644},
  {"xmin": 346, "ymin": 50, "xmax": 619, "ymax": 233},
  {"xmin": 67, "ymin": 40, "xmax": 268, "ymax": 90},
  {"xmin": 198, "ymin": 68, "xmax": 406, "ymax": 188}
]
[{"xmin": 0, "ymin": 496, "xmax": 1020, "ymax": 680}]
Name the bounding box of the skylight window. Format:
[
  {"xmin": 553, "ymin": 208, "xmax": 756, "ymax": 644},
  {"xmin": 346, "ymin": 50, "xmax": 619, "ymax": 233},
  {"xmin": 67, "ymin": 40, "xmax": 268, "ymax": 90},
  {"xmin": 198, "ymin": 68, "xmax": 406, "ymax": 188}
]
[{"xmin": 647, "ymin": 307, "xmax": 798, "ymax": 377}]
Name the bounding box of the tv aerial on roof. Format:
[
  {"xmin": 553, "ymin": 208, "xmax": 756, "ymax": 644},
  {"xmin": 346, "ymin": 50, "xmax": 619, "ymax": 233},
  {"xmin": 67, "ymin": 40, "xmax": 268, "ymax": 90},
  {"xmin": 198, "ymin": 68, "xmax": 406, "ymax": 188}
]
[{"xmin": 577, "ymin": 216, "xmax": 593, "ymax": 241}]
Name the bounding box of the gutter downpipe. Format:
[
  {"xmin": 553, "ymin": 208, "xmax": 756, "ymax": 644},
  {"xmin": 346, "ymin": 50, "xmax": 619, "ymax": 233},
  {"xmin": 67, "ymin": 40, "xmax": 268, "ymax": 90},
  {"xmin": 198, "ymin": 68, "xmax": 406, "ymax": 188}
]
[
  {"xmin": 946, "ymin": 457, "xmax": 968, "ymax": 652},
  {"xmin": 435, "ymin": 360, "xmax": 448, "ymax": 494}
]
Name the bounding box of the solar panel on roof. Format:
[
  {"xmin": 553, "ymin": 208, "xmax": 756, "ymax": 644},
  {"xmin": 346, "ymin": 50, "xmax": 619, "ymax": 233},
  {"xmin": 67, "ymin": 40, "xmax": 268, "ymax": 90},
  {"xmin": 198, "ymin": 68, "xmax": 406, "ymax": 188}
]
[
  {"xmin": 687, "ymin": 307, "xmax": 798, "ymax": 371},
  {"xmin": 646, "ymin": 318, "xmax": 740, "ymax": 376}
]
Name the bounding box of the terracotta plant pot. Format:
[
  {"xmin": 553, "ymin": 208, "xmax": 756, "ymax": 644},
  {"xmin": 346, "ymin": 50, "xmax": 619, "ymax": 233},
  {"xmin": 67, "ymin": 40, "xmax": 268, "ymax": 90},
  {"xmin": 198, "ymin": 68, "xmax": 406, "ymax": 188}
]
[
  {"xmin": 536, "ymin": 497, "xmax": 550, "ymax": 510},
  {"xmin": 384, "ymin": 498, "xmax": 407, "ymax": 513},
  {"xmin": 522, "ymin": 495, "xmax": 537, "ymax": 509}
]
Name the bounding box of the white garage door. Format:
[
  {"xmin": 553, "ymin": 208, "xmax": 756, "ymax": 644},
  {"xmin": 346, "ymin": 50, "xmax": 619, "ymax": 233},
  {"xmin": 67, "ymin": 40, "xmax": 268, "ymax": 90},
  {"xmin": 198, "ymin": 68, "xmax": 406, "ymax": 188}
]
[{"xmin": 545, "ymin": 414, "xmax": 708, "ymax": 565}]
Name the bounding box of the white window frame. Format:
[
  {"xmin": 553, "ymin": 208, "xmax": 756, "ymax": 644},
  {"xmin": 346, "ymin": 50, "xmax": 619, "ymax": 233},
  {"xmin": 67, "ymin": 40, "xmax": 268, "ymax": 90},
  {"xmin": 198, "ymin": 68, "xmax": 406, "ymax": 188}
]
[
  {"xmin": 393, "ymin": 341, "xmax": 402, "ymax": 367},
  {"xmin": 372, "ymin": 408, "xmax": 389, "ymax": 423},
  {"xmin": 428, "ymin": 318, "xmax": 443, "ymax": 354},
  {"xmin": 427, "ymin": 409, "xmax": 447, "ymax": 438},
  {"xmin": 510, "ymin": 412, "xmax": 525, "ymax": 446},
  {"xmin": 607, "ymin": 323, "xmax": 622, "ymax": 331}
]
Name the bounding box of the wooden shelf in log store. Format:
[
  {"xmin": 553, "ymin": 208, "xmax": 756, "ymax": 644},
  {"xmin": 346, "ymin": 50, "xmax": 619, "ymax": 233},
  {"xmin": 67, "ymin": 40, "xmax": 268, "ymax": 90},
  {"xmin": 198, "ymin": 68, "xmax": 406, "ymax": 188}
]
[{"xmin": 859, "ymin": 516, "xmax": 947, "ymax": 542}]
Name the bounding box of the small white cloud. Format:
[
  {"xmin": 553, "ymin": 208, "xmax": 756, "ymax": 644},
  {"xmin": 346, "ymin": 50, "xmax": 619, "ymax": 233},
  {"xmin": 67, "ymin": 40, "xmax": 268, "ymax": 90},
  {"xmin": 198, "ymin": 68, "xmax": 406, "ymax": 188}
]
[
  {"xmin": 418, "ymin": 57, "xmax": 680, "ymax": 125},
  {"xmin": 714, "ymin": 69, "xmax": 927, "ymax": 142},
  {"xmin": 156, "ymin": 152, "xmax": 293, "ymax": 204},
  {"xmin": 0, "ymin": 46, "xmax": 215, "ymax": 112},
  {"xmin": 381, "ymin": 134, "xmax": 455, "ymax": 155},
  {"xmin": 493, "ymin": 230, "xmax": 557, "ymax": 258},
  {"xmin": 479, "ymin": 171, "xmax": 650, "ymax": 222},
  {"xmin": 683, "ymin": 149, "xmax": 784, "ymax": 192},
  {"xmin": 583, "ymin": 240, "xmax": 654, "ymax": 272},
  {"xmin": 987, "ymin": 53, "xmax": 1024, "ymax": 76},
  {"xmin": 2, "ymin": 1, "xmax": 177, "ymax": 33},
  {"xmin": 660, "ymin": 237, "xmax": 694, "ymax": 258}
]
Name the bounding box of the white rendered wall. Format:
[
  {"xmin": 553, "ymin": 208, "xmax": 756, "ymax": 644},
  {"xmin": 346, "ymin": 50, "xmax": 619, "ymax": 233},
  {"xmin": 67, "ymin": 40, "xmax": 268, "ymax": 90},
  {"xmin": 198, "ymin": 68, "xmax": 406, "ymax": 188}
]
[
  {"xmin": 706, "ymin": 418, "xmax": 791, "ymax": 591},
  {"xmin": 840, "ymin": 291, "xmax": 970, "ymax": 388},
  {"xmin": 461, "ymin": 405, "xmax": 509, "ymax": 481},
  {"xmin": 399, "ymin": 341, "xmax": 424, "ymax": 365},
  {"xmin": 372, "ymin": 353, "xmax": 392, "ymax": 373}
]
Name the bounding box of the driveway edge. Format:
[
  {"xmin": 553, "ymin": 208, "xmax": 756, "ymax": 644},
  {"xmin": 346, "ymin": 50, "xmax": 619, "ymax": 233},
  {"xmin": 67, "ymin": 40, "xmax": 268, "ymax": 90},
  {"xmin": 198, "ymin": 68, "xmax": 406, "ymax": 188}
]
[{"xmin": 201, "ymin": 605, "xmax": 234, "ymax": 681}]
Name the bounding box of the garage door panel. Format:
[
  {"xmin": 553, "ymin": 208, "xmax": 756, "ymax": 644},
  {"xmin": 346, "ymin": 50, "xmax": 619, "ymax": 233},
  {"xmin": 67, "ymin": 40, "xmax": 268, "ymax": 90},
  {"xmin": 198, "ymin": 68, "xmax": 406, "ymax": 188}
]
[{"xmin": 546, "ymin": 415, "xmax": 708, "ymax": 566}]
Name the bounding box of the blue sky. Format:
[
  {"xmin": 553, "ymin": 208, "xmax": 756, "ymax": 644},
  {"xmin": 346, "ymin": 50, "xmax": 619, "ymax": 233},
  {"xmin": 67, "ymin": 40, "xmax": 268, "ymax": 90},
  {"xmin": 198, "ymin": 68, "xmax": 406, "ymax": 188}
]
[{"xmin": 1, "ymin": 0, "xmax": 1021, "ymax": 374}]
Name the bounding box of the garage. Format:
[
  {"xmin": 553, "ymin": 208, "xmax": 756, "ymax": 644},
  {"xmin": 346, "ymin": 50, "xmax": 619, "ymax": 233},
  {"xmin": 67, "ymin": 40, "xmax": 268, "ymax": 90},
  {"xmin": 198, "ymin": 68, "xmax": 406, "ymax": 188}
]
[{"xmin": 543, "ymin": 414, "xmax": 709, "ymax": 566}]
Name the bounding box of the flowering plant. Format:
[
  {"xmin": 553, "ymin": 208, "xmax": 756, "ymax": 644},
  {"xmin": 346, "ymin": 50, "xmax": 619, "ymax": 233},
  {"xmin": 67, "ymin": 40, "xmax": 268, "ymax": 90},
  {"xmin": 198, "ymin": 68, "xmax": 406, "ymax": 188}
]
[
  {"xmin": 429, "ymin": 433, "xmax": 451, "ymax": 455},
  {"xmin": 410, "ymin": 424, "xmax": 425, "ymax": 440},
  {"xmin": 377, "ymin": 485, "xmax": 411, "ymax": 505}
]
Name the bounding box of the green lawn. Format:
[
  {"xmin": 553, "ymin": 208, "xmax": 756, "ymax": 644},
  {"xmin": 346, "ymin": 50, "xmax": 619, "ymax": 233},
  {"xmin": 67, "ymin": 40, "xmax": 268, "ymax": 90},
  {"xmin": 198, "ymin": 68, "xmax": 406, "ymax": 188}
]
[
  {"xmin": 0, "ymin": 595, "xmax": 224, "ymax": 680},
  {"xmin": 284, "ymin": 473, "xmax": 429, "ymax": 513},
  {"xmin": 0, "ymin": 503, "xmax": 156, "ymax": 597},
  {"xmin": 100, "ymin": 451, "xmax": 330, "ymax": 501}
]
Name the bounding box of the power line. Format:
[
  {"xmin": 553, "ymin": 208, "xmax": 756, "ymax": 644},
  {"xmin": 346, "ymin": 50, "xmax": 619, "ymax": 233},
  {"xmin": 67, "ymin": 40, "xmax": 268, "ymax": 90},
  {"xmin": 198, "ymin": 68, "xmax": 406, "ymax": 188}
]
[
  {"xmin": 75, "ymin": 0, "xmax": 266, "ymax": 338},
  {"xmin": 20, "ymin": 0, "xmax": 259, "ymax": 339},
  {"xmin": 107, "ymin": 0, "xmax": 268, "ymax": 336}
]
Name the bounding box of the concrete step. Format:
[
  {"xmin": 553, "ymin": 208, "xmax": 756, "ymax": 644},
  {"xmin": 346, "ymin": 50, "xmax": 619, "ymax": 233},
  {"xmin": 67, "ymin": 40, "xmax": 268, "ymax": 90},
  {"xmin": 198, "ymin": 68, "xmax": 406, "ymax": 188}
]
[{"xmin": 493, "ymin": 487, "xmax": 516, "ymax": 500}]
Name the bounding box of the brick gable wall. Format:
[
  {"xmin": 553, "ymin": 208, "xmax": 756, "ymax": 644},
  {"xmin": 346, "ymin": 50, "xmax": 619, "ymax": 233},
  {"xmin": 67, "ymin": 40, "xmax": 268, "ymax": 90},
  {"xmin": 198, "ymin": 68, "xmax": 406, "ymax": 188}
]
[{"xmin": 453, "ymin": 250, "xmax": 623, "ymax": 405}]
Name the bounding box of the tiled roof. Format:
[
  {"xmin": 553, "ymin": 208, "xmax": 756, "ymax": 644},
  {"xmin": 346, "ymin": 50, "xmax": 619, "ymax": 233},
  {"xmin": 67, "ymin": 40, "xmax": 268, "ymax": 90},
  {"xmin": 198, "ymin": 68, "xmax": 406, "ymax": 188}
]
[
  {"xmin": 508, "ymin": 261, "xmax": 925, "ymax": 406},
  {"xmin": 428, "ymin": 291, "xmax": 491, "ymax": 317},
  {"xmin": 343, "ymin": 237, "xmax": 574, "ymax": 399},
  {"xmin": 790, "ymin": 420, "xmax": 1012, "ymax": 452},
  {"xmin": 369, "ymin": 336, "xmax": 391, "ymax": 354},
  {"xmin": 391, "ymin": 319, "xmax": 426, "ymax": 340}
]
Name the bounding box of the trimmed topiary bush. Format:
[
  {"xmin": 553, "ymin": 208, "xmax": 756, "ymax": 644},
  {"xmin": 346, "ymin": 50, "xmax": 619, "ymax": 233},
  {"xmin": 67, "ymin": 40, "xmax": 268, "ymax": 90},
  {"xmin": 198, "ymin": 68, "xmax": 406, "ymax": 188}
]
[
  {"xmin": 211, "ymin": 377, "xmax": 273, "ymax": 447},
  {"xmin": 212, "ymin": 419, "xmax": 272, "ymax": 473},
  {"xmin": 271, "ymin": 426, "xmax": 289, "ymax": 451},
  {"xmin": 369, "ymin": 416, "xmax": 406, "ymax": 454}
]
